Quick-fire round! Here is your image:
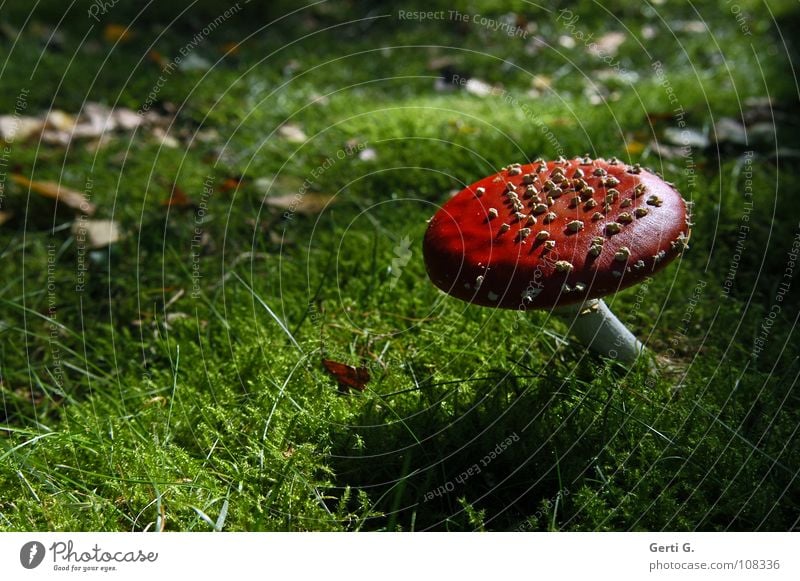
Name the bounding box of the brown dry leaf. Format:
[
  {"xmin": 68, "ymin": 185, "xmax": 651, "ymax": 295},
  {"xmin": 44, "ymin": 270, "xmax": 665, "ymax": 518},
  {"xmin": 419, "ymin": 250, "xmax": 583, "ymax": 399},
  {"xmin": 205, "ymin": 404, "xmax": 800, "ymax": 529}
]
[
  {"xmin": 264, "ymin": 193, "xmax": 335, "ymax": 215},
  {"xmin": 10, "ymin": 174, "xmax": 96, "ymax": 215},
  {"xmin": 72, "ymin": 219, "xmax": 121, "ymax": 249},
  {"xmin": 548, "ymin": 117, "xmax": 575, "ymax": 128},
  {"xmin": 645, "ymin": 111, "xmax": 675, "ymax": 124},
  {"xmin": 162, "ymin": 184, "xmax": 194, "ymax": 208},
  {"xmin": 103, "ymin": 24, "xmax": 134, "ymax": 43},
  {"xmin": 147, "ymin": 49, "xmax": 169, "ymax": 69},
  {"xmin": 218, "ymin": 176, "xmax": 244, "ymax": 193},
  {"xmin": 221, "ymin": 41, "xmax": 240, "ymax": 56},
  {"xmin": 322, "ymin": 359, "xmax": 370, "ymax": 393},
  {"xmin": 0, "ymin": 211, "xmax": 13, "ymax": 226}
]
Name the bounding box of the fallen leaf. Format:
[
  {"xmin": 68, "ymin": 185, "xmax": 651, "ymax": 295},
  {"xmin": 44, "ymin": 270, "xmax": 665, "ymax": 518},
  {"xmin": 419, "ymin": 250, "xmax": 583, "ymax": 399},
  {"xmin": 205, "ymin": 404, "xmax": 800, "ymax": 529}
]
[
  {"xmin": 0, "ymin": 211, "xmax": 13, "ymax": 226},
  {"xmin": 218, "ymin": 176, "xmax": 244, "ymax": 193},
  {"xmin": 427, "ymin": 56, "xmax": 457, "ymax": 70},
  {"xmin": 584, "ymin": 84, "xmax": 614, "ymax": 106},
  {"xmin": 10, "ymin": 174, "xmax": 95, "ymax": 215},
  {"xmin": 151, "ymin": 127, "xmax": 179, "ymax": 148},
  {"xmin": 531, "ymin": 75, "xmax": 552, "ymax": 91},
  {"xmin": 558, "ymin": 35, "xmax": 576, "ymax": 49},
  {"xmin": 641, "ymin": 25, "xmax": 658, "ymax": 40},
  {"xmin": 71, "ymin": 102, "xmax": 116, "ymax": 139},
  {"xmin": 673, "ymin": 20, "xmax": 707, "ymax": 34},
  {"xmin": 221, "ymin": 41, "xmax": 240, "ymax": 56},
  {"xmin": 103, "ymin": 24, "xmax": 134, "ymax": 43},
  {"xmin": 113, "ymin": 108, "xmax": 143, "ymax": 131},
  {"xmin": 742, "ymin": 96, "xmax": 774, "ymax": 124},
  {"xmin": 256, "ymin": 174, "xmax": 306, "ymax": 196},
  {"xmin": 194, "ymin": 128, "xmax": 220, "ymax": 143},
  {"xmin": 0, "ymin": 116, "xmax": 44, "ymax": 142},
  {"xmin": 588, "ymin": 32, "xmax": 626, "ymax": 57},
  {"xmin": 165, "ymin": 312, "xmax": 190, "ymax": 325},
  {"xmin": 428, "ymin": 56, "xmax": 459, "ymax": 71},
  {"xmin": 747, "ymin": 122, "xmax": 777, "ymax": 146},
  {"xmin": 712, "ymin": 118, "xmax": 748, "ymax": 146},
  {"xmin": 177, "ymin": 53, "xmax": 211, "ymax": 72},
  {"xmin": 40, "ymin": 109, "xmax": 79, "ymax": 145},
  {"xmin": 594, "ymin": 68, "xmax": 639, "ymax": 84},
  {"xmin": 45, "ymin": 110, "xmax": 77, "ymax": 132},
  {"xmin": 648, "ymin": 140, "xmax": 687, "ymax": 160},
  {"xmin": 625, "ymin": 140, "xmax": 645, "ymax": 155},
  {"xmin": 147, "ymin": 50, "xmax": 169, "ymax": 69},
  {"xmin": 322, "ymin": 359, "xmax": 370, "ymax": 393},
  {"xmin": 278, "ymin": 123, "xmax": 307, "ymax": 143},
  {"xmin": 162, "ymin": 184, "xmax": 194, "ymax": 208},
  {"xmin": 21, "ymin": 102, "xmax": 156, "ymax": 147},
  {"xmin": 464, "ymin": 78, "xmax": 494, "ymax": 97},
  {"xmin": 72, "ymin": 219, "xmax": 121, "ymax": 249},
  {"xmin": 664, "ymin": 126, "xmax": 709, "ymax": 148},
  {"xmin": 309, "ymin": 93, "xmax": 329, "ymax": 106},
  {"xmin": 548, "ymin": 117, "xmax": 575, "ymax": 128},
  {"xmin": 268, "ymin": 230, "xmax": 291, "ymax": 245},
  {"xmin": 84, "ymin": 133, "xmax": 113, "ymax": 153},
  {"xmin": 645, "ymin": 111, "xmax": 675, "ymax": 124},
  {"xmin": 265, "ymin": 193, "xmax": 335, "ymax": 215}
]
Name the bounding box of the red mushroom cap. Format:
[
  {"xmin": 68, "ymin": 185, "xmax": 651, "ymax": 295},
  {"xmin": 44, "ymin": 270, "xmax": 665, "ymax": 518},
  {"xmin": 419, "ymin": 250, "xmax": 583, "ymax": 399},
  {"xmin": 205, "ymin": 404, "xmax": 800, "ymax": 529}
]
[{"xmin": 423, "ymin": 156, "xmax": 691, "ymax": 310}]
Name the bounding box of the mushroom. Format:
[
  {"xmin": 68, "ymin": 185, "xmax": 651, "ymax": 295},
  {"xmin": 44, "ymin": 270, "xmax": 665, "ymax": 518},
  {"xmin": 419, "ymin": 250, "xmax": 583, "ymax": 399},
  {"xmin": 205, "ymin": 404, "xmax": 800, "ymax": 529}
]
[{"xmin": 423, "ymin": 156, "xmax": 691, "ymax": 364}]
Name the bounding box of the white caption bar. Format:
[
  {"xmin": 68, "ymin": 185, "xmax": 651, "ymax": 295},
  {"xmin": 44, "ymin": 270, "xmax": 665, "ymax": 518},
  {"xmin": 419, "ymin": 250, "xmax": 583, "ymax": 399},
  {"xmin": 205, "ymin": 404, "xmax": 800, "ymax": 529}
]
[{"xmin": 1, "ymin": 532, "xmax": 797, "ymax": 580}]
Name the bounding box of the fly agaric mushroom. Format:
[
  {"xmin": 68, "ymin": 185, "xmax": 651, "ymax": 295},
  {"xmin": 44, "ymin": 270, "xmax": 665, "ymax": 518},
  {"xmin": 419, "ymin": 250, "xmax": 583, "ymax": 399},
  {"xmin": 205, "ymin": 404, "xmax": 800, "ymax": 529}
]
[{"xmin": 423, "ymin": 156, "xmax": 691, "ymax": 363}]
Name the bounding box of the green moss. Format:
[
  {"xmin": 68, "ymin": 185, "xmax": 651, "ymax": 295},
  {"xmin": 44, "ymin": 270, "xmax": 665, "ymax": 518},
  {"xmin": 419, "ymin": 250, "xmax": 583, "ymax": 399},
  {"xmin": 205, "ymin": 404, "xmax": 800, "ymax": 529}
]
[{"xmin": 1, "ymin": 0, "xmax": 798, "ymax": 531}]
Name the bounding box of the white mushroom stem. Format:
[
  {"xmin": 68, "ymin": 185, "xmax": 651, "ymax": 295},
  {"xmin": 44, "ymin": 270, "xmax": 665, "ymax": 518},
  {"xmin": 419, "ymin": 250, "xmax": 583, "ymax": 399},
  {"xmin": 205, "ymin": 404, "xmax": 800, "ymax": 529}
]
[{"xmin": 553, "ymin": 298, "xmax": 645, "ymax": 364}]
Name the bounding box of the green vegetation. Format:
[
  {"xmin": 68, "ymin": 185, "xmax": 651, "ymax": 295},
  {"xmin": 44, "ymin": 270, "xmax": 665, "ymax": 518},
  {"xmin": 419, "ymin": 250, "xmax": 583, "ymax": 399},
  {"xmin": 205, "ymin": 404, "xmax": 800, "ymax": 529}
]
[{"xmin": 1, "ymin": 0, "xmax": 798, "ymax": 531}]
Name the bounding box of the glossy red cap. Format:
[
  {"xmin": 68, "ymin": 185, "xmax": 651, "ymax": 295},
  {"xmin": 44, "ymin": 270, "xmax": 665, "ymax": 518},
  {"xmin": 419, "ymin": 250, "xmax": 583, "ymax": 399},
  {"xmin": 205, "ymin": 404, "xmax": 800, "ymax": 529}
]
[{"xmin": 423, "ymin": 156, "xmax": 690, "ymax": 309}]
